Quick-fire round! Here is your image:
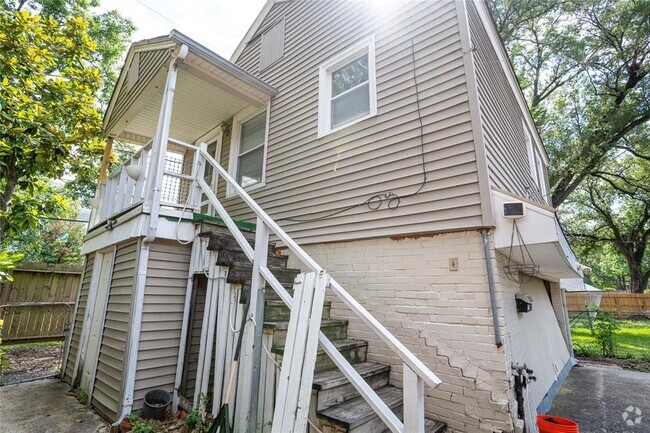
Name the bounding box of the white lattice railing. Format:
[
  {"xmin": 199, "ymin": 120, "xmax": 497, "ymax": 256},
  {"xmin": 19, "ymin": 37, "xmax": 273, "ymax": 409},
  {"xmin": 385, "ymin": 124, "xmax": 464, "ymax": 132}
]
[
  {"xmin": 194, "ymin": 141, "xmax": 441, "ymax": 433},
  {"xmin": 89, "ymin": 137, "xmax": 201, "ymax": 228}
]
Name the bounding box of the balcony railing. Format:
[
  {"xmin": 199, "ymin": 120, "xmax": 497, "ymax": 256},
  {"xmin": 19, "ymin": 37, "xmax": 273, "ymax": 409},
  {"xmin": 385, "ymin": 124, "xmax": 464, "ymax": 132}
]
[{"xmin": 89, "ymin": 137, "xmax": 201, "ymax": 228}]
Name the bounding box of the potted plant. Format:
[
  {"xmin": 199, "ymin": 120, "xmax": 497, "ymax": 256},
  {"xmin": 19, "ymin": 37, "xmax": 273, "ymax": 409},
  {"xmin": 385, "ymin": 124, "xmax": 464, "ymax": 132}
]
[{"xmin": 121, "ymin": 411, "xmax": 142, "ymax": 432}]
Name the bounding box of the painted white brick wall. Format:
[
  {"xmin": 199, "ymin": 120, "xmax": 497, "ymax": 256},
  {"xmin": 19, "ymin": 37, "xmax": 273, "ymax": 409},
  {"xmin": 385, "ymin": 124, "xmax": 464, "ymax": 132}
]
[
  {"xmin": 287, "ymin": 230, "xmax": 515, "ymax": 433},
  {"xmin": 492, "ymin": 252, "xmax": 571, "ymax": 419}
]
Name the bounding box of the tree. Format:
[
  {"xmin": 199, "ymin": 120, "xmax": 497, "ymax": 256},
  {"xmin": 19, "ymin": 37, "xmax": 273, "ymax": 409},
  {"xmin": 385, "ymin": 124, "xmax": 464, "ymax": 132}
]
[
  {"xmin": 0, "ymin": 10, "xmax": 103, "ymax": 241},
  {"xmin": 1, "ymin": 0, "xmax": 135, "ymax": 204},
  {"xmin": 560, "ymin": 154, "xmax": 650, "ymax": 293},
  {"xmin": 489, "ymin": 0, "xmax": 650, "ymax": 208},
  {"xmin": 2, "ymin": 0, "xmax": 136, "ymax": 106},
  {"xmin": 3, "ymin": 184, "xmax": 86, "ymax": 264}
]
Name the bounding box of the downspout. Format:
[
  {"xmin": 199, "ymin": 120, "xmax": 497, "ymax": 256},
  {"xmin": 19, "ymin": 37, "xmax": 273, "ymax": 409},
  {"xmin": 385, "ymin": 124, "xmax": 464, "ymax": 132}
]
[
  {"xmin": 113, "ymin": 241, "xmax": 150, "ymax": 428},
  {"xmin": 481, "ymin": 229, "xmax": 503, "ymax": 347}
]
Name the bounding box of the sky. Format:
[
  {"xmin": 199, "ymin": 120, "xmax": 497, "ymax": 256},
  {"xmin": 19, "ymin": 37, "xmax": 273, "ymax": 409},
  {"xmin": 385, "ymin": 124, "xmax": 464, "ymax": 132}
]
[{"xmin": 97, "ymin": 0, "xmax": 268, "ymax": 59}]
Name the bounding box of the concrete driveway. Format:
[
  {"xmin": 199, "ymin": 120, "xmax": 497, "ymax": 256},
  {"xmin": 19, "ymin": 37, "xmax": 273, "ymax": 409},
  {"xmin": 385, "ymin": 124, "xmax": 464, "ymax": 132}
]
[
  {"xmin": 550, "ymin": 362, "xmax": 649, "ymax": 433},
  {"xmin": 0, "ymin": 378, "xmax": 108, "ymax": 433}
]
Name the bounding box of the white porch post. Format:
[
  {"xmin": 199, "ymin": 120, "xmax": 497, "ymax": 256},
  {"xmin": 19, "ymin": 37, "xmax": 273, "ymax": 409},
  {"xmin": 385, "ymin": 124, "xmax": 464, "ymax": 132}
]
[{"xmin": 144, "ymin": 44, "xmax": 188, "ymax": 242}]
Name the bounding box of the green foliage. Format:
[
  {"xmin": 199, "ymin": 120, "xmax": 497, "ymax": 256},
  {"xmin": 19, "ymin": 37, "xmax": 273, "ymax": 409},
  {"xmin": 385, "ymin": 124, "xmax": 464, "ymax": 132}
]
[
  {"xmin": 0, "ymin": 9, "xmax": 102, "ymax": 240},
  {"xmin": 593, "ymin": 312, "xmax": 621, "ymax": 357},
  {"xmin": 75, "ymin": 388, "xmax": 88, "ymax": 405},
  {"xmin": 559, "ymin": 155, "xmax": 650, "ymax": 292},
  {"xmin": 3, "ymin": 184, "xmax": 86, "ymax": 264},
  {"xmin": 182, "ymin": 408, "xmax": 203, "ymax": 430},
  {"xmin": 131, "ymin": 420, "xmax": 156, "ymax": 433},
  {"xmin": 572, "ymin": 317, "xmax": 650, "ymax": 363},
  {"xmin": 0, "ymin": 319, "xmax": 11, "ymax": 373},
  {"xmin": 126, "ymin": 411, "xmax": 141, "ymax": 423},
  {"xmin": 0, "ymin": 248, "xmax": 22, "ymax": 282}
]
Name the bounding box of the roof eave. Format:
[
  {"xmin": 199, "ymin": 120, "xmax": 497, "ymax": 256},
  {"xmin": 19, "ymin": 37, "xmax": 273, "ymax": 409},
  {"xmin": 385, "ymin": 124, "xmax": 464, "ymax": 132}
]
[{"xmin": 170, "ymin": 30, "xmax": 277, "ymax": 97}]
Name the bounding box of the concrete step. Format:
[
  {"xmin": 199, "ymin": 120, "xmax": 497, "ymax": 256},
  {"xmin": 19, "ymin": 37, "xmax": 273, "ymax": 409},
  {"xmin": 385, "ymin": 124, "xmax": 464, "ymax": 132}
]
[
  {"xmin": 273, "ymin": 339, "xmax": 368, "ymax": 373},
  {"xmin": 216, "ymin": 248, "xmax": 289, "ymax": 268},
  {"xmin": 313, "ymin": 362, "xmax": 390, "ymax": 412},
  {"xmin": 265, "ymin": 319, "xmax": 348, "ymax": 348},
  {"xmin": 265, "ymin": 300, "xmax": 331, "ymax": 321},
  {"xmin": 317, "ymin": 386, "xmax": 403, "ymax": 433}
]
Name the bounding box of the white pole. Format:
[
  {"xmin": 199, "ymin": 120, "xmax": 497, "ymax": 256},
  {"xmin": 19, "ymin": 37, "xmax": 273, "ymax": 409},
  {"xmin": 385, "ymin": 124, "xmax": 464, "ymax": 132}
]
[
  {"xmin": 118, "ymin": 241, "xmax": 150, "ymax": 418},
  {"xmin": 172, "ymin": 228, "xmax": 200, "ymax": 413}
]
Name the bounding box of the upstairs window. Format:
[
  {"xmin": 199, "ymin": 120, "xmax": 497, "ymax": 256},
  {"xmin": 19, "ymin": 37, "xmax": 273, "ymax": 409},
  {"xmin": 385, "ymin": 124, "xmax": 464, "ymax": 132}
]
[
  {"xmin": 318, "ymin": 37, "xmax": 377, "ymax": 136},
  {"xmin": 523, "ymin": 121, "xmax": 548, "ymax": 200},
  {"xmin": 260, "ymin": 18, "xmax": 285, "ymax": 70},
  {"xmin": 230, "ymin": 108, "xmax": 269, "ymax": 192}
]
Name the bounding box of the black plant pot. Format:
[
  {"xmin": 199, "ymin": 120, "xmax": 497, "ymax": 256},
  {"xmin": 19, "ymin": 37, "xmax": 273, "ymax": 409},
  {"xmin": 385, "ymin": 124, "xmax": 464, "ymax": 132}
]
[{"xmin": 141, "ymin": 389, "xmax": 171, "ymax": 420}]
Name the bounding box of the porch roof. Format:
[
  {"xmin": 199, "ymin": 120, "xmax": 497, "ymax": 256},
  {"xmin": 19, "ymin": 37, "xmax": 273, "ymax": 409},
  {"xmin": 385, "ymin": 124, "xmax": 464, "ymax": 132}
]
[{"xmin": 103, "ymin": 30, "xmax": 277, "ymax": 145}]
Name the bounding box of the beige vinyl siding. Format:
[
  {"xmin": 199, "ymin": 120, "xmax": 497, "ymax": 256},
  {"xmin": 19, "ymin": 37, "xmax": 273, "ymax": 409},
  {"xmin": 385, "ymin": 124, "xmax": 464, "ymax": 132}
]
[
  {"xmin": 106, "ymin": 48, "xmax": 170, "ymax": 134},
  {"xmin": 226, "ymin": 0, "xmax": 484, "ymax": 244},
  {"xmin": 92, "ymin": 240, "xmax": 138, "ymax": 421},
  {"xmin": 466, "ymin": 1, "xmax": 545, "ymax": 204},
  {"xmin": 64, "ymin": 254, "xmax": 95, "ymax": 384},
  {"xmin": 133, "ymin": 240, "xmax": 191, "ymax": 405}
]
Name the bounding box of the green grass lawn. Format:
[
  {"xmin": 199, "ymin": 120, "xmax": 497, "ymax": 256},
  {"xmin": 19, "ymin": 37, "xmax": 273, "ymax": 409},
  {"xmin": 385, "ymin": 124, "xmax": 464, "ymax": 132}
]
[{"xmin": 571, "ymin": 317, "xmax": 650, "ymax": 370}]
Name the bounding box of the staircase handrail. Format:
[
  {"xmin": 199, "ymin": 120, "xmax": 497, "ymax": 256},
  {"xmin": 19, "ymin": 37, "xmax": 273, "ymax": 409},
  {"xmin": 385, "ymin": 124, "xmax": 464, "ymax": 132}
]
[{"xmin": 197, "ymin": 144, "xmax": 441, "ymax": 433}]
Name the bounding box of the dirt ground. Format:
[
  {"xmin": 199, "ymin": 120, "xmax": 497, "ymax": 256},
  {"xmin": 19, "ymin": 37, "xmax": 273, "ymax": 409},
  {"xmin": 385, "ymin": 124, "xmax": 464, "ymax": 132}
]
[{"xmin": 0, "ymin": 343, "xmax": 63, "ymax": 385}]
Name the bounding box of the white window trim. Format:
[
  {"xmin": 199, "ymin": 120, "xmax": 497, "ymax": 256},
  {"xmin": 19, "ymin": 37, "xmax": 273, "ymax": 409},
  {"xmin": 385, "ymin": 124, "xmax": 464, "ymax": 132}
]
[
  {"xmin": 318, "ymin": 36, "xmax": 377, "ymax": 138},
  {"xmin": 195, "ymin": 125, "xmax": 223, "ymax": 211},
  {"xmin": 227, "ymin": 103, "xmax": 270, "ymax": 197}
]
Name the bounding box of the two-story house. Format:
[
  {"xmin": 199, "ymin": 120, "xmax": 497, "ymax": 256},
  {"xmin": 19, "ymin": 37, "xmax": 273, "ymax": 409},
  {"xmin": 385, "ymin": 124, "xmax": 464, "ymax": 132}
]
[{"xmin": 62, "ymin": 1, "xmax": 582, "ymax": 432}]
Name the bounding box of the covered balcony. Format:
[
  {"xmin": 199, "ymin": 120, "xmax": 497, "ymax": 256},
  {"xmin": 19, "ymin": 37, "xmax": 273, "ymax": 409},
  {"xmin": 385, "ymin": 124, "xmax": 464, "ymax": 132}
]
[
  {"xmin": 84, "ymin": 31, "xmax": 276, "ymax": 252},
  {"xmin": 491, "ymin": 189, "xmax": 582, "ymax": 282}
]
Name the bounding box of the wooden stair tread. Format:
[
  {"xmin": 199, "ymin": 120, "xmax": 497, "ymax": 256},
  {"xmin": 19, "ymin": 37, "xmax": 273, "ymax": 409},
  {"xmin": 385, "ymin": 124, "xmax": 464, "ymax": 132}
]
[
  {"xmin": 271, "ymin": 338, "xmax": 366, "ymax": 356},
  {"xmin": 313, "ymin": 362, "xmax": 389, "ymax": 391},
  {"xmin": 317, "ymin": 385, "xmax": 402, "ymax": 429},
  {"xmin": 263, "ymin": 318, "xmax": 347, "ymax": 330},
  {"xmin": 381, "ymin": 419, "xmax": 447, "ymax": 433}
]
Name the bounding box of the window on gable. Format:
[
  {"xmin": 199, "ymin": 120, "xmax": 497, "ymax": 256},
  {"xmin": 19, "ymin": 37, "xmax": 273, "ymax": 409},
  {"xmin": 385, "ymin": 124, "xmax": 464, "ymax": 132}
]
[
  {"xmin": 523, "ymin": 121, "xmax": 548, "ymax": 200},
  {"xmin": 318, "ymin": 37, "xmax": 377, "ymax": 136},
  {"xmin": 231, "ymin": 109, "xmax": 268, "ymax": 190},
  {"xmin": 260, "ymin": 19, "xmax": 285, "ymax": 70}
]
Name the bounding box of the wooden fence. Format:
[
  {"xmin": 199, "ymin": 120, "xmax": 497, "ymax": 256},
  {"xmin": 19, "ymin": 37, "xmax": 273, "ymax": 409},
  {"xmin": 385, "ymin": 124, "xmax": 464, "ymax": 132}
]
[
  {"xmin": 0, "ymin": 263, "xmax": 82, "ymax": 343},
  {"xmin": 566, "ymin": 291, "xmax": 650, "ymax": 318}
]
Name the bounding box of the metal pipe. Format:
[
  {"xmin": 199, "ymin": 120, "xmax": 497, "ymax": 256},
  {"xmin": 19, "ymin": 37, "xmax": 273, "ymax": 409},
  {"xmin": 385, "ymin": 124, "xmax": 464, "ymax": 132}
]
[{"xmin": 481, "ymin": 229, "xmax": 503, "ymax": 347}]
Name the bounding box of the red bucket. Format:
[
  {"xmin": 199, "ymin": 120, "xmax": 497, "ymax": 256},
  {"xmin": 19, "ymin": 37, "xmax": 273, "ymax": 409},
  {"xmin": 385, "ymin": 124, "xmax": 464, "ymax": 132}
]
[{"xmin": 537, "ymin": 415, "xmax": 579, "ymax": 433}]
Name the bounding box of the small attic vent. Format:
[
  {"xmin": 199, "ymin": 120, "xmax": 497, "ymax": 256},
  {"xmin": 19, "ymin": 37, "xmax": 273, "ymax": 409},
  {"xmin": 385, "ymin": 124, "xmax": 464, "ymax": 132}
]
[
  {"xmin": 126, "ymin": 52, "xmax": 140, "ymax": 90},
  {"xmin": 503, "ymin": 201, "xmax": 526, "ymax": 219},
  {"xmin": 260, "ymin": 18, "xmax": 285, "ymax": 70}
]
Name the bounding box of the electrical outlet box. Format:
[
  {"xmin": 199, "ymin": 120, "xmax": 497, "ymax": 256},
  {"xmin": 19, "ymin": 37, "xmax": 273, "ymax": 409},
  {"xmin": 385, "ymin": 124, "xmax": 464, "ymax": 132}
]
[{"xmin": 449, "ymin": 257, "xmax": 459, "ymax": 271}]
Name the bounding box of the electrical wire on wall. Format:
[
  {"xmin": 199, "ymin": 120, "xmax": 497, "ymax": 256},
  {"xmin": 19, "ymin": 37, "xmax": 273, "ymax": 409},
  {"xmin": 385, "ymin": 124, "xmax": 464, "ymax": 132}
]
[{"xmin": 281, "ymin": 40, "xmax": 429, "ymax": 223}]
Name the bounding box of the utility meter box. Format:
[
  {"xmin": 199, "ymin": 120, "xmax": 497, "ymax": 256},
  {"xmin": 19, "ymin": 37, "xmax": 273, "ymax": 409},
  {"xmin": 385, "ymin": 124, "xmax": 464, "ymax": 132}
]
[{"xmin": 515, "ymin": 294, "xmax": 534, "ymax": 313}]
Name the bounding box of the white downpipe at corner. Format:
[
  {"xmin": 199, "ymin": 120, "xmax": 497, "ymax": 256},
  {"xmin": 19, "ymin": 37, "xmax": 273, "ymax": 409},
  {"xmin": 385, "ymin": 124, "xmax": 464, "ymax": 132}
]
[{"xmin": 115, "ymin": 241, "xmax": 150, "ymax": 424}]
